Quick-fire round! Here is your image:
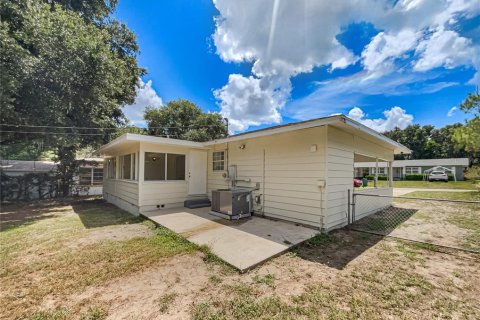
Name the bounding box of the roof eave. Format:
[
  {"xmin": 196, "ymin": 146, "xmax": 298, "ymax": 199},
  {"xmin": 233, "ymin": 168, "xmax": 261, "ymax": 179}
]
[{"xmin": 342, "ymin": 117, "xmax": 411, "ymax": 155}]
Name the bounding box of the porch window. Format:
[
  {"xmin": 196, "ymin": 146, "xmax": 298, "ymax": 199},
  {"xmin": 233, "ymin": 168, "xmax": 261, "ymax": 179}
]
[
  {"xmin": 119, "ymin": 153, "xmax": 136, "ymax": 180},
  {"xmin": 144, "ymin": 152, "xmax": 185, "ymax": 181},
  {"xmin": 212, "ymin": 151, "xmax": 225, "ymax": 171},
  {"xmin": 144, "ymin": 152, "xmax": 166, "ymax": 180},
  {"xmin": 107, "ymin": 158, "xmax": 116, "ymax": 179},
  {"xmin": 167, "ymin": 154, "xmax": 186, "ymax": 180},
  {"xmin": 79, "ymin": 167, "xmax": 104, "ymax": 185},
  {"xmin": 406, "ymin": 167, "xmax": 420, "ymax": 174}
]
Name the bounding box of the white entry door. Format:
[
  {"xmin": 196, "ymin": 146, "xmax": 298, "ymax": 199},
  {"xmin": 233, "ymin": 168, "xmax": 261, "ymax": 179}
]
[{"xmin": 188, "ymin": 150, "xmax": 207, "ymax": 195}]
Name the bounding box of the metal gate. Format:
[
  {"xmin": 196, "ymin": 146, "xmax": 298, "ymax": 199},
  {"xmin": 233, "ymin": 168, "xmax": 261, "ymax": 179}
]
[{"xmin": 349, "ymin": 192, "xmax": 480, "ymax": 253}]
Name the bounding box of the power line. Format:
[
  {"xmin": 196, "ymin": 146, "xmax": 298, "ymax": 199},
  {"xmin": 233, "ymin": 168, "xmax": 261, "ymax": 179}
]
[
  {"xmin": 0, "ymin": 123, "xmax": 226, "ymax": 130},
  {"xmin": 0, "ymin": 130, "xmax": 178, "ymax": 138}
]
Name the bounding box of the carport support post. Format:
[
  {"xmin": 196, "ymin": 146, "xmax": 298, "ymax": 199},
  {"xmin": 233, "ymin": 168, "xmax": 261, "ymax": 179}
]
[
  {"xmin": 388, "ymin": 161, "xmax": 393, "ymax": 187},
  {"xmin": 374, "ymin": 157, "xmax": 378, "ymax": 188}
]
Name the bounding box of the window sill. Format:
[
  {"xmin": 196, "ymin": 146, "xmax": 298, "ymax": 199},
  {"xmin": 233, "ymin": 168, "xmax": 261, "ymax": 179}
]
[
  {"xmin": 106, "ymin": 179, "xmax": 138, "ymax": 184},
  {"xmin": 142, "ymin": 180, "xmax": 187, "ymax": 184}
]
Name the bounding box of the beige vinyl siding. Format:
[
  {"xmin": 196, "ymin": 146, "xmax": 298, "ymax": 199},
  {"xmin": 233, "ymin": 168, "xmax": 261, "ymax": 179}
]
[
  {"xmin": 140, "ymin": 181, "xmax": 189, "ymax": 212},
  {"xmin": 207, "ymin": 143, "xmax": 229, "ymax": 197},
  {"xmin": 325, "ymin": 125, "xmax": 394, "ymax": 230},
  {"xmin": 138, "ymin": 142, "xmax": 197, "ymax": 213},
  {"xmin": 103, "ymin": 145, "xmax": 141, "ymax": 215},
  {"xmin": 103, "ymin": 180, "xmax": 139, "ymax": 205},
  {"xmin": 324, "ymin": 126, "xmax": 354, "ymax": 230},
  {"xmin": 103, "ymin": 179, "xmax": 140, "ymax": 215},
  {"xmin": 207, "ymin": 126, "xmax": 327, "ymax": 227}
]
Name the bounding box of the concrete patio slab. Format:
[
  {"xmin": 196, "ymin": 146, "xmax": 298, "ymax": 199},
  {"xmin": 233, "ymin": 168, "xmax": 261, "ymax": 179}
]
[{"xmin": 142, "ymin": 207, "xmax": 318, "ymax": 272}]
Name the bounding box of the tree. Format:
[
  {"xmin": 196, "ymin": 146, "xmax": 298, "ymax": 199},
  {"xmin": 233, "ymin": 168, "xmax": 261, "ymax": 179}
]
[
  {"xmin": 0, "ymin": 0, "xmax": 144, "ymax": 195},
  {"xmin": 384, "ymin": 123, "xmax": 470, "ymax": 160},
  {"xmin": 453, "ymin": 90, "xmax": 480, "ymax": 156},
  {"xmin": 144, "ymin": 99, "xmax": 228, "ymax": 142}
]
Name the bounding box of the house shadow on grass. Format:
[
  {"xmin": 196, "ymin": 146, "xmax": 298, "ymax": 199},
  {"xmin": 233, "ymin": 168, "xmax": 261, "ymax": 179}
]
[
  {"xmin": 294, "ymin": 206, "xmax": 418, "ymax": 270},
  {"xmin": 294, "ymin": 230, "xmax": 384, "ymax": 270},
  {"xmin": 1, "ymin": 197, "xmax": 142, "ymax": 231},
  {"xmin": 71, "ymin": 198, "xmax": 143, "ymax": 229},
  {"xmin": 0, "ymin": 199, "xmax": 73, "ymax": 231}
]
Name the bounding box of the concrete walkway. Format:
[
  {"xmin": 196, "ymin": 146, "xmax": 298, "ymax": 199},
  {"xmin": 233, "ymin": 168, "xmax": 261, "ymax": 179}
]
[
  {"xmin": 143, "ymin": 207, "xmax": 318, "ymax": 272},
  {"xmin": 393, "ymin": 188, "xmax": 476, "ymax": 197}
]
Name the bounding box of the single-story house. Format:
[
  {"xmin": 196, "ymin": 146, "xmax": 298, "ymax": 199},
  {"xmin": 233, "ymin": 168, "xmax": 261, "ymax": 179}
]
[
  {"xmin": 354, "ymin": 158, "xmax": 469, "ymax": 180},
  {"xmin": 0, "ymin": 158, "xmax": 104, "ymax": 198},
  {"xmin": 97, "ymin": 115, "xmax": 410, "ymax": 231}
]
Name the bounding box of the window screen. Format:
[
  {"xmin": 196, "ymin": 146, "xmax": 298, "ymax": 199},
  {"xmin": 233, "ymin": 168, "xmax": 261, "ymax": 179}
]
[
  {"xmin": 144, "ymin": 152, "xmax": 166, "ymax": 180},
  {"xmin": 107, "ymin": 158, "xmax": 116, "ymax": 179},
  {"xmin": 121, "ymin": 154, "xmax": 132, "ymax": 179},
  {"xmin": 167, "ymin": 154, "xmax": 186, "ymax": 180}
]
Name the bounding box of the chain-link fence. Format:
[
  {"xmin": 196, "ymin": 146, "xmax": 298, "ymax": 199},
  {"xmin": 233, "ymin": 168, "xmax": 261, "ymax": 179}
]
[{"xmin": 349, "ymin": 193, "xmax": 480, "ymax": 253}]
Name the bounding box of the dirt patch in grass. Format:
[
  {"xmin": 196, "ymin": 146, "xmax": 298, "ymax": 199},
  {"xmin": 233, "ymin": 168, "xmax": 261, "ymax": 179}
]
[
  {"xmin": 351, "ymin": 193, "xmax": 480, "ymax": 251},
  {"xmin": 0, "ymin": 199, "xmax": 197, "ymax": 319},
  {"xmin": 190, "ymin": 231, "xmax": 480, "ymax": 320},
  {"xmin": 40, "ymin": 253, "xmax": 210, "ymax": 319},
  {"xmin": 2, "ymin": 199, "xmax": 480, "ymax": 320},
  {"xmin": 67, "ymin": 223, "xmax": 153, "ymax": 248}
]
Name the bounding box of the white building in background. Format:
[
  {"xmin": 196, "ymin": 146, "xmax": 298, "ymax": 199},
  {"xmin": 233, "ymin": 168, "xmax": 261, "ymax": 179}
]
[
  {"xmin": 0, "ymin": 158, "xmax": 104, "ymax": 197},
  {"xmin": 354, "ymin": 158, "xmax": 469, "ymax": 180}
]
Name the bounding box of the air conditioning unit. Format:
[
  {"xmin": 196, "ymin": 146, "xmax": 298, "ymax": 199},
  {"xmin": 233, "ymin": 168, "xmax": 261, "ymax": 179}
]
[{"xmin": 210, "ymin": 189, "xmax": 252, "ymax": 220}]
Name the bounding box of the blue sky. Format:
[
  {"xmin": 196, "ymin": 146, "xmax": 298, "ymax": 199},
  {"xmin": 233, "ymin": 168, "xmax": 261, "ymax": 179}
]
[{"xmin": 116, "ymin": 0, "xmax": 479, "ymax": 132}]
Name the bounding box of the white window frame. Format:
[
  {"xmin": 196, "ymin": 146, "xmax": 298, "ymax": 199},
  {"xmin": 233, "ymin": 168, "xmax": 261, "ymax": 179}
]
[
  {"xmin": 144, "ymin": 152, "xmax": 186, "ymax": 181},
  {"xmin": 405, "ymin": 166, "xmax": 421, "ymax": 174},
  {"xmin": 119, "ymin": 153, "xmax": 136, "ymax": 180},
  {"xmin": 106, "ymin": 157, "xmax": 116, "ymax": 179},
  {"xmin": 212, "ymin": 151, "xmax": 225, "ymax": 171}
]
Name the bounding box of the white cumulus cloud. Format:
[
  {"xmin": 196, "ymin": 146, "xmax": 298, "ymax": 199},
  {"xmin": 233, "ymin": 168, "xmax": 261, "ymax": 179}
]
[
  {"xmin": 212, "ymin": 0, "xmax": 480, "ymax": 131},
  {"xmin": 447, "ymin": 106, "xmax": 458, "ymax": 117},
  {"xmin": 213, "ymin": 74, "xmax": 288, "ymax": 131},
  {"xmin": 123, "ymin": 79, "xmax": 163, "ymax": 126},
  {"xmin": 348, "ymin": 106, "xmax": 414, "ymax": 132}
]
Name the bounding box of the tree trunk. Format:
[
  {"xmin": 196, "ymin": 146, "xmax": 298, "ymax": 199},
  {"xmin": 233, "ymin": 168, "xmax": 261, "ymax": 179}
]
[{"xmin": 56, "ymin": 146, "xmax": 79, "ymax": 197}]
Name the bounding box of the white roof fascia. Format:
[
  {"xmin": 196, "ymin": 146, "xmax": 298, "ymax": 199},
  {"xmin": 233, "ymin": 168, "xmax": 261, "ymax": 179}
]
[{"xmin": 97, "ymin": 133, "xmax": 206, "ymax": 154}]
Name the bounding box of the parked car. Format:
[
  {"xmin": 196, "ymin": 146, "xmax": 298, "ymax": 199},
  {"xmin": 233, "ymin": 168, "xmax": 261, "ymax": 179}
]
[
  {"xmin": 428, "ymin": 171, "xmax": 448, "ymax": 182},
  {"xmin": 353, "ymin": 179, "xmax": 362, "ymax": 187}
]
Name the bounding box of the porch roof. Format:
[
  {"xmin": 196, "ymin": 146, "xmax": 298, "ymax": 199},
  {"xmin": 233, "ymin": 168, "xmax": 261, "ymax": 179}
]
[{"xmin": 97, "ymin": 133, "xmax": 206, "ymax": 155}]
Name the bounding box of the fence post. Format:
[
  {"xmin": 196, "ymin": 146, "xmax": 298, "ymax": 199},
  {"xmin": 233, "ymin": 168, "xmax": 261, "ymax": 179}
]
[
  {"xmin": 352, "ymin": 193, "xmax": 356, "ymax": 223},
  {"xmin": 347, "ymin": 189, "xmax": 351, "ymax": 225}
]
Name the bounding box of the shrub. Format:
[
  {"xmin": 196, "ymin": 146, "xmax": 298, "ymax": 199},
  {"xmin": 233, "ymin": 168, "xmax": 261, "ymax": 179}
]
[
  {"xmin": 465, "ymin": 165, "xmax": 480, "ymax": 180},
  {"xmin": 405, "ymin": 174, "xmax": 424, "ymax": 181},
  {"xmin": 365, "ymin": 175, "xmax": 388, "ymax": 180}
]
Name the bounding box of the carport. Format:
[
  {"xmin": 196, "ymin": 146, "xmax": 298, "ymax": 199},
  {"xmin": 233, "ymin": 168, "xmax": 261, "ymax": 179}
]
[{"xmin": 142, "ymin": 207, "xmax": 318, "ymax": 272}]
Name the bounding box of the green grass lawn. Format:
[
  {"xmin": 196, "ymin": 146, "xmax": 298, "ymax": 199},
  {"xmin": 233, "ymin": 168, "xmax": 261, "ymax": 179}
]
[
  {"xmin": 360, "ymin": 180, "xmax": 479, "ymax": 189},
  {"xmin": 2, "ymin": 198, "xmax": 480, "ymax": 319},
  {"xmin": 0, "ymin": 199, "xmax": 199, "ymax": 319},
  {"xmin": 402, "ymin": 190, "xmax": 480, "ymax": 201}
]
